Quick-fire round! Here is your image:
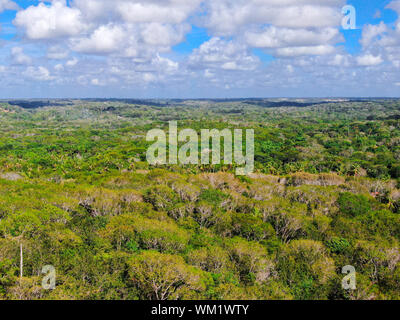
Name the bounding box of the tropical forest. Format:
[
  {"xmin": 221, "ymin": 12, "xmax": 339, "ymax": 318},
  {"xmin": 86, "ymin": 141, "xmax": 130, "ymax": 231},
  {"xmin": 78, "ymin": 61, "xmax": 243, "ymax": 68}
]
[{"xmin": 0, "ymin": 98, "xmax": 399, "ymax": 300}]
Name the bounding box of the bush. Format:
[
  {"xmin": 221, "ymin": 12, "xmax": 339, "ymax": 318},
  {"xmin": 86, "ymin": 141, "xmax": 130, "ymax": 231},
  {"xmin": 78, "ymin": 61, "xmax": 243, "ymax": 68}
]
[
  {"xmin": 326, "ymin": 237, "xmax": 351, "ymax": 254},
  {"xmin": 129, "ymin": 251, "xmax": 209, "ymax": 300},
  {"xmin": 143, "ymin": 185, "xmax": 178, "ymax": 211},
  {"xmin": 232, "ymin": 213, "xmax": 275, "ymax": 241},
  {"xmin": 390, "ymin": 165, "xmax": 400, "ymax": 179},
  {"xmin": 337, "ymin": 192, "xmax": 372, "ymax": 217},
  {"xmin": 199, "ymin": 189, "xmax": 228, "ymax": 206},
  {"xmin": 277, "ymin": 240, "xmax": 335, "ymax": 300}
]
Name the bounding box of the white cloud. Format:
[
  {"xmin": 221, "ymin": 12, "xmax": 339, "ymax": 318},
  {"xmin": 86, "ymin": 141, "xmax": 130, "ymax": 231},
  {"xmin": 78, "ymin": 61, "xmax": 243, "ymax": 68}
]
[
  {"xmin": 14, "ymin": 0, "xmax": 87, "ymax": 40},
  {"xmin": 66, "ymin": 57, "xmax": 78, "ymax": 67},
  {"xmin": 202, "ymin": 0, "xmax": 346, "ymax": 57},
  {"xmin": 116, "ymin": 0, "xmax": 201, "ymax": 24},
  {"xmin": 387, "ymin": 0, "xmax": 400, "ymax": 14},
  {"xmin": 360, "ymin": 22, "xmax": 387, "ymax": 47},
  {"xmin": 91, "ymin": 78, "xmax": 103, "ymax": 86},
  {"xmin": 0, "ymin": 0, "xmax": 18, "ymax": 13},
  {"xmin": 24, "ymin": 66, "xmax": 54, "ymax": 81},
  {"xmin": 1, "ymin": 0, "xmax": 399, "ymax": 97},
  {"xmin": 203, "ymin": 0, "xmax": 346, "ymax": 35},
  {"xmin": 47, "ymin": 46, "xmax": 69, "ymax": 60},
  {"xmin": 72, "ymin": 0, "xmax": 201, "ymax": 24},
  {"xmin": 54, "ymin": 64, "xmax": 64, "ymax": 71},
  {"xmin": 71, "ymin": 24, "xmax": 126, "ymax": 54},
  {"xmin": 357, "ymin": 54, "xmax": 383, "ymax": 66},
  {"xmin": 11, "ymin": 0, "xmax": 193, "ymax": 62},
  {"xmin": 189, "ymin": 38, "xmax": 260, "ymax": 72},
  {"xmin": 11, "ymin": 47, "xmax": 32, "ymax": 65},
  {"xmin": 141, "ymin": 23, "xmax": 188, "ymax": 47},
  {"xmin": 358, "ymin": 1, "xmax": 400, "ymax": 67},
  {"xmin": 245, "ymin": 27, "xmax": 341, "ymax": 49},
  {"xmin": 70, "ymin": 22, "xmax": 188, "ymax": 58},
  {"xmin": 328, "ymin": 54, "xmax": 350, "ymax": 67},
  {"xmin": 143, "ymin": 73, "xmax": 156, "ymax": 83},
  {"xmin": 151, "ymin": 55, "xmax": 179, "ymax": 73},
  {"xmin": 276, "ymin": 45, "xmax": 336, "ymax": 57}
]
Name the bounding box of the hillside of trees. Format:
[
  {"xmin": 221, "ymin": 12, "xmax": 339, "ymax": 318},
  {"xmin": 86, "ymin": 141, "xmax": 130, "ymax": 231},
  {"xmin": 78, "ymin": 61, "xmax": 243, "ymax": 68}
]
[{"xmin": 0, "ymin": 99, "xmax": 399, "ymax": 300}]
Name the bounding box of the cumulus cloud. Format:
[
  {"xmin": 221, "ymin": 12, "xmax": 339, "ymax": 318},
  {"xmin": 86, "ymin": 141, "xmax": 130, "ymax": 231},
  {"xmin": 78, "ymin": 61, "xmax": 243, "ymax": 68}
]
[
  {"xmin": 12, "ymin": 0, "xmax": 196, "ymax": 65},
  {"xmin": 91, "ymin": 78, "xmax": 104, "ymax": 86},
  {"xmin": 387, "ymin": 0, "xmax": 400, "ymax": 14},
  {"xmin": 11, "ymin": 47, "xmax": 32, "ymax": 65},
  {"xmin": 66, "ymin": 57, "xmax": 78, "ymax": 67},
  {"xmin": 72, "ymin": 0, "xmax": 201, "ymax": 23},
  {"xmin": 189, "ymin": 38, "xmax": 260, "ymax": 72},
  {"xmin": 115, "ymin": 0, "xmax": 201, "ymax": 24},
  {"xmin": 141, "ymin": 23, "xmax": 188, "ymax": 47},
  {"xmin": 0, "ymin": 0, "xmax": 18, "ymax": 12},
  {"xmin": 245, "ymin": 27, "xmax": 341, "ymax": 49},
  {"xmin": 72, "ymin": 0, "xmax": 199, "ymax": 54},
  {"xmin": 54, "ymin": 64, "xmax": 64, "ymax": 71},
  {"xmin": 70, "ymin": 22, "xmax": 188, "ymax": 57},
  {"xmin": 1, "ymin": 0, "xmax": 400, "ymax": 96},
  {"xmin": 275, "ymin": 45, "xmax": 336, "ymax": 57},
  {"xmin": 71, "ymin": 24, "xmax": 127, "ymax": 54},
  {"xmin": 328, "ymin": 54, "xmax": 351, "ymax": 67},
  {"xmin": 203, "ymin": 0, "xmax": 346, "ymax": 34},
  {"xmin": 47, "ymin": 46, "xmax": 69, "ymax": 60},
  {"xmin": 357, "ymin": 54, "xmax": 383, "ymax": 66},
  {"xmin": 358, "ymin": 1, "xmax": 400, "ymax": 68},
  {"xmin": 24, "ymin": 66, "xmax": 54, "ymax": 81},
  {"xmin": 360, "ymin": 22, "xmax": 388, "ymax": 48},
  {"xmin": 13, "ymin": 0, "xmax": 347, "ymax": 61},
  {"xmin": 14, "ymin": 0, "xmax": 87, "ymax": 40},
  {"xmin": 201, "ymin": 0, "xmax": 346, "ymax": 58}
]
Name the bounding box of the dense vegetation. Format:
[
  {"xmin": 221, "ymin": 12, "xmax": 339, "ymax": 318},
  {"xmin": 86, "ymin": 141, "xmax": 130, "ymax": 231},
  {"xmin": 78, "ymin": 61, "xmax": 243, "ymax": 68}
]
[{"xmin": 0, "ymin": 99, "xmax": 399, "ymax": 300}]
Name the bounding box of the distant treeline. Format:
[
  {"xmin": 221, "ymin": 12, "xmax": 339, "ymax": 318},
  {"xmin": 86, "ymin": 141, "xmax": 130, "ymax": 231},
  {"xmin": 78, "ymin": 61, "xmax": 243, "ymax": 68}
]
[
  {"xmin": 82, "ymin": 99, "xmax": 168, "ymax": 107},
  {"xmin": 4, "ymin": 98, "xmax": 400, "ymax": 110},
  {"xmin": 7, "ymin": 100, "xmax": 73, "ymax": 109}
]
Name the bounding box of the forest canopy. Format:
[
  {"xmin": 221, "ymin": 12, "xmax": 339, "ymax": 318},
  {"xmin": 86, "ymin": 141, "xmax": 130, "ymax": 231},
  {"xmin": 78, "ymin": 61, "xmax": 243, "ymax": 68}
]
[{"xmin": 0, "ymin": 99, "xmax": 399, "ymax": 300}]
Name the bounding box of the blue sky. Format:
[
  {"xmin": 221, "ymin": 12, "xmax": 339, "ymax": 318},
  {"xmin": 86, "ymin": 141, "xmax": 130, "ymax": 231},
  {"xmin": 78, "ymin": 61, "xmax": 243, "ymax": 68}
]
[
  {"xmin": 342, "ymin": 0, "xmax": 397, "ymax": 53},
  {"xmin": 0, "ymin": 0, "xmax": 400, "ymax": 98}
]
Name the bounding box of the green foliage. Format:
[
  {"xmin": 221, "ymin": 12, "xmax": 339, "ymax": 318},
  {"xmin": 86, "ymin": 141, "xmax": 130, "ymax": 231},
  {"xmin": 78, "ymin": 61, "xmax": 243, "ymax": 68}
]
[
  {"xmin": 143, "ymin": 185, "xmax": 178, "ymax": 211},
  {"xmin": 129, "ymin": 251, "xmax": 209, "ymax": 300},
  {"xmin": 326, "ymin": 238, "xmax": 351, "ymax": 254},
  {"xmin": 199, "ymin": 189, "xmax": 228, "ymax": 206},
  {"xmin": 337, "ymin": 192, "xmax": 372, "ymax": 217},
  {"xmin": 0, "ymin": 99, "xmax": 399, "ymax": 300},
  {"xmin": 277, "ymin": 240, "xmax": 335, "ymax": 300},
  {"xmin": 232, "ymin": 213, "xmax": 275, "ymax": 241}
]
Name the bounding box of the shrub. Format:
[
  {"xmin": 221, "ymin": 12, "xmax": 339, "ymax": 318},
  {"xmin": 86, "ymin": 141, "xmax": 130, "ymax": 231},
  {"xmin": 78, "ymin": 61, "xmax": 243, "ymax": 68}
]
[
  {"xmin": 143, "ymin": 185, "xmax": 178, "ymax": 211},
  {"xmin": 326, "ymin": 237, "xmax": 351, "ymax": 254},
  {"xmin": 199, "ymin": 189, "xmax": 228, "ymax": 206},
  {"xmin": 129, "ymin": 251, "xmax": 209, "ymax": 300},
  {"xmin": 337, "ymin": 192, "xmax": 372, "ymax": 217},
  {"xmin": 231, "ymin": 213, "xmax": 275, "ymax": 241},
  {"xmin": 277, "ymin": 240, "xmax": 335, "ymax": 299}
]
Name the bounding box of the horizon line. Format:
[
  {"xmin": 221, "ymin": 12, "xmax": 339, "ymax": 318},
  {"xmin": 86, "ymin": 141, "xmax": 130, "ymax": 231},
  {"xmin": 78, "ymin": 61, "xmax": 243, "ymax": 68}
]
[{"xmin": 1, "ymin": 97, "xmax": 400, "ymax": 101}]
